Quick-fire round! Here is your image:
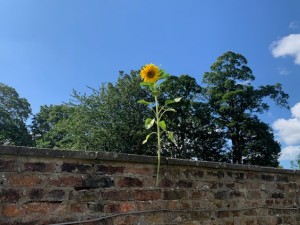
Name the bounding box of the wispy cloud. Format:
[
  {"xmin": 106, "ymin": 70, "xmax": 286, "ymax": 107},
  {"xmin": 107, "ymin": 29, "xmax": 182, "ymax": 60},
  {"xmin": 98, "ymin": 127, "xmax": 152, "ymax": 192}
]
[
  {"xmin": 273, "ymin": 102, "xmax": 300, "ymax": 160},
  {"xmin": 270, "ymin": 34, "xmax": 300, "ymax": 65},
  {"xmin": 289, "ymin": 20, "xmax": 299, "ymax": 29},
  {"xmin": 277, "ymin": 67, "xmax": 290, "ymax": 75}
]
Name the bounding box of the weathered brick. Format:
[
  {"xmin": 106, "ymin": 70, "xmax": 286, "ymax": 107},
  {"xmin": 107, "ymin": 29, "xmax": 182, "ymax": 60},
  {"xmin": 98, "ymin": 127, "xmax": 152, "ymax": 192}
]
[
  {"xmin": 0, "ymin": 189, "xmax": 21, "ymax": 202},
  {"xmin": 48, "ymin": 189, "xmax": 66, "ymax": 201},
  {"xmin": 70, "ymin": 190, "xmax": 100, "ymax": 202},
  {"xmin": 102, "ymin": 190, "xmax": 134, "ymax": 201},
  {"xmin": 24, "ymin": 162, "xmax": 48, "ymax": 172},
  {"xmin": 125, "ymin": 167, "xmax": 153, "ymax": 175},
  {"xmin": 2, "ymin": 204, "xmax": 24, "ymax": 217},
  {"xmin": 134, "ymin": 190, "xmax": 161, "ymax": 201},
  {"xmin": 176, "ymin": 180, "xmax": 193, "ymax": 188},
  {"xmin": 163, "ymin": 190, "xmax": 186, "ymax": 200},
  {"xmin": 214, "ymin": 190, "xmax": 229, "ymax": 200},
  {"xmin": 207, "ymin": 171, "xmax": 224, "ymax": 178},
  {"xmin": 50, "ymin": 175, "xmax": 82, "ymax": 187},
  {"xmin": 61, "ymin": 163, "xmax": 92, "ymax": 173},
  {"xmin": 271, "ymin": 192, "xmax": 284, "ymax": 199},
  {"xmin": 28, "ymin": 188, "xmax": 44, "ymax": 200},
  {"xmin": 87, "ymin": 203, "xmax": 104, "ymax": 212},
  {"xmin": 97, "ymin": 165, "xmax": 124, "ymax": 175},
  {"xmin": 159, "ymin": 178, "xmax": 174, "ymax": 188},
  {"xmin": 0, "ymin": 160, "xmax": 15, "ymax": 171},
  {"xmin": 261, "ymin": 174, "xmax": 274, "ymax": 181},
  {"xmin": 117, "ymin": 177, "xmax": 143, "ymax": 187},
  {"xmin": 216, "ymin": 211, "xmax": 230, "ymax": 218},
  {"xmin": 7, "ymin": 174, "xmax": 42, "ymax": 187},
  {"xmin": 276, "ymin": 175, "xmax": 289, "ymax": 182},
  {"xmin": 78, "ymin": 176, "xmax": 114, "ymax": 190}
]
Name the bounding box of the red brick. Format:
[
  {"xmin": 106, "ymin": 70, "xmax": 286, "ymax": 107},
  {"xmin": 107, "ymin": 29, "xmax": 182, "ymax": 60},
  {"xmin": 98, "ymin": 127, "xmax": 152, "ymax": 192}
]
[
  {"xmin": 49, "ymin": 175, "xmax": 82, "ymax": 187},
  {"xmin": 125, "ymin": 167, "xmax": 153, "ymax": 175},
  {"xmin": 97, "ymin": 165, "xmax": 124, "ymax": 175},
  {"xmin": 2, "ymin": 204, "xmax": 24, "ymax": 217},
  {"xmin": 7, "ymin": 174, "xmax": 42, "ymax": 187},
  {"xmin": 134, "ymin": 190, "xmax": 161, "ymax": 201},
  {"xmin": 0, "ymin": 160, "xmax": 15, "ymax": 172},
  {"xmin": 117, "ymin": 177, "xmax": 143, "ymax": 187}
]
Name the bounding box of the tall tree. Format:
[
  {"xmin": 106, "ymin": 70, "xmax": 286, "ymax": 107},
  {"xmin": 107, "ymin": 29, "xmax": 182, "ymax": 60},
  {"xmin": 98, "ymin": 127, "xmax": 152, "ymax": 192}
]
[
  {"xmin": 0, "ymin": 82, "xmax": 32, "ymax": 146},
  {"xmin": 31, "ymin": 104, "xmax": 75, "ymax": 149},
  {"xmin": 160, "ymin": 75, "xmax": 229, "ymax": 162},
  {"xmin": 202, "ymin": 51, "xmax": 289, "ymax": 165}
]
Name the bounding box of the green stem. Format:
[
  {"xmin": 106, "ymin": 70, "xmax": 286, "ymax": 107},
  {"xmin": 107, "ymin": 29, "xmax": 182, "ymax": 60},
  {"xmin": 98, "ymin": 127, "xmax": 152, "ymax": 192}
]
[{"xmin": 155, "ymin": 95, "xmax": 161, "ymax": 187}]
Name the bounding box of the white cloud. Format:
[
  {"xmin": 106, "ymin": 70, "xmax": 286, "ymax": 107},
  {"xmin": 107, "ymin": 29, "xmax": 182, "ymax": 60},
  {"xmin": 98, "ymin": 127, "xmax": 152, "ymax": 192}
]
[
  {"xmin": 277, "ymin": 67, "xmax": 290, "ymax": 75},
  {"xmin": 270, "ymin": 34, "xmax": 300, "ymax": 65},
  {"xmin": 279, "ymin": 145, "xmax": 300, "ymax": 160},
  {"xmin": 273, "ymin": 102, "xmax": 300, "ymax": 145},
  {"xmin": 289, "ymin": 21, "xmax": 299, "ymax": 29}
]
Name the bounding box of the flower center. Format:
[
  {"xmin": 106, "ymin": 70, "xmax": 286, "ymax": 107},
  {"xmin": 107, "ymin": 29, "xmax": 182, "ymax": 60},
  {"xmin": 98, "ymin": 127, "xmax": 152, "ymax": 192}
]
[{"xmin": 147, "ymin": 70, "xmax": 155, "ymax": 78}]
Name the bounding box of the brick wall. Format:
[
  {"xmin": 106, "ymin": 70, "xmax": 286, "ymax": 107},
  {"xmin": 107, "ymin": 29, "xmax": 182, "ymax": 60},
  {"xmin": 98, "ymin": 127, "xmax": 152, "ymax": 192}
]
[{"xmin": 0, "ymin": 145, "xmax": 299, "ymax": 225}]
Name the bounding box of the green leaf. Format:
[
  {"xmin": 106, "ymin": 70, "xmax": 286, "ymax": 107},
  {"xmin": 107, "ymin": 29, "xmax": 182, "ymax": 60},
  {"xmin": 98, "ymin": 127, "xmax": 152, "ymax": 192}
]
[
  {"xmin": 167, "ymin": 131, "xmax": 175, "ymax": 143},
  {"xmin": 174, "ymin": 97, "xmax": 181, "ymax": 102},
  {"xmin": 165, "ymin": 97, "xmax": 182, "ymax": 105},
  {"xmin": 145, "ymin": 118, "xmax": 155, "ymax": 129},
  {"xmin": 151, "ymin": 91, "xmax": 161, "ymax": 97},
  {"xmin": 140, "ymin": 82, "xmax": 152, "ymax": 87},
  {"xmin": 166, "ymin": 108, "xmax": 176, "ymax": 113},
  {"xmin": 142, "ymin": 133, "xmax": 151, "ymax": 144},
  {"xmin": 138, "ymin": 99, "xmax": 152, "ymax": 105},
  {"xmin": 159, "ymin": 120, "xmax": 167, "ymax": 131},
  {"xmin": 159, "ymin": 73, "xmax": 169, "ymax": 80}
]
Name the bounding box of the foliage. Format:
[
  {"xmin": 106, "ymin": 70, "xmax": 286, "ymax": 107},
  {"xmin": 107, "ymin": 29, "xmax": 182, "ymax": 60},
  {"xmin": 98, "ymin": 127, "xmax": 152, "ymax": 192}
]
[
  {"xmin": 0, "ymin": 82, "xmax": 32, "ymax": 146},
  {"xmin": 31, "ymin": 104, "xmax": 75, "ymax": 149},
  {"xmin": 160, "ymin": 75, "xmax": 229, "ymax": 162},
  {"xmin": 202, "ymin": 51, "xmax": 289, "ymax": 165}
]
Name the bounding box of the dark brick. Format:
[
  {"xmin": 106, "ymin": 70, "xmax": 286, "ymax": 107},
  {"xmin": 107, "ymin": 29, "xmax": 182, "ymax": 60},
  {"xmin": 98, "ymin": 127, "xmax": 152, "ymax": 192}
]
[
  {"xmin": 271, "ymin": 192, "xmax": 284, "ymax": 199},
  {"xmin": 163, "ymin": 190, "xmax": 186, "ymax": 200},
  {"xmin": 48, "ymin": 190, "xmax": 66, "ymax": 200},
  {"xmin": 159, "ymin": 178, "xmax": 173, "ymax": 188},
  {"xmin": 276, "ymin": 175, "xmax": 288, "ymax": 182},
  {"xmin": 261, "ymin": 174, "xmax": 274, "ymax": 181},
  {"xmin": 0, "ymin": 160, "xmax": 15, "ymax": 171},
  {"xmin": 216, "ymin": 211, "xmax": 230, "ymax": 218},
  {"xmin": 207, "ymin": 171, "xmax": 224, "ymax": 178},
  {"xmin": 102, "ymin": 190, "xmax": 134, "ymax": 201},
  {"xmin": 0, "ymin": 189, "xmax": 21, "ymax": 202},
  {"xmin": 28, "ymin": 189, "xmax": 44, "ymax": 200},
  {"xmin": 76, "ymin": 164, "xmax": 92, "ymax": 173},
  {"xmin": 61, "ymin": 163, "xmax": 77, "ymax": 172},
  {"xmin": 235, "ymin": 173, "xmax": 244, "ymax": 180},
  {"xmin": 183, "ymin": 169, "xmax": 204, "ymax": 178},
  {"xmin": 176, "ymin": 180, "xmax": 193, "ymax": 188},
  {"xmin": 78, "ymin": 176, "xmax": 114, "ymax": 190},
  {"xmin": 229, "ymin": 191, "xmax": 244, "ymax": 198},
  {"xmin": 214, "ymin": 190, "xmax": 229, "ymax": 200},
  {"xmin": 88, "ymin": 203, "xmax": 104, "ymax": 212},
  {"xmin": 24, "ymin": 163, "xmax": 47, "ymax": 172},
  {"xmin": 118, "ymin": 177, "xmax": 142, "ymax": 187},
  {"xmin": 97, "ymin": 165, "xmax": 124, "ymax": 175},
  {"xmin": 135, "ymin": 190, "xmax": 161, "ymax": 201}
]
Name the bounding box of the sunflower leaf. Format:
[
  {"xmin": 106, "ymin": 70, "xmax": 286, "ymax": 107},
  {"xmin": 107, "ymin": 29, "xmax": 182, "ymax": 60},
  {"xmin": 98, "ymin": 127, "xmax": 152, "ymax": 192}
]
[
  {"xmin": 140, "ymin": 82, "xmax": 152, "ymax": 87},
  {"xmin": 159, "ymin": 73, "xmax": 169, "ymax": 80},
  {"xmin": 138, "ymin": 99, "xmax": 152, "ymax": 105},
  {"xmin": 159, "ymin": 121, "xmax": 167, "ymax": 131},
  {"xmin": 142, "ymin": 133, "xmax": 154, "ymax": 144},
  {"xmin": 167, "ymin": 131, "xmax": 175, "ymax": 143},
  {"xmin": 151, "ymin": 91, "xmax": 161, "ymax": 97},
  {"xmin": 145, "ymin": 118, "xmax": 155, "ymax": 129}
]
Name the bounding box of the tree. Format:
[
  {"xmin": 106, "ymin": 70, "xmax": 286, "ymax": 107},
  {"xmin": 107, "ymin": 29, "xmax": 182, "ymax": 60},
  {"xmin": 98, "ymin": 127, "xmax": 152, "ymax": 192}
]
[
  {"xmin": 31, "ymin": 104, "xmax": 75, "ymax": 149},
  {"xmin": 202, "ymin": 51, "xmax": 289, "ymax": 166},
  {"xmin": 160, "ymin": 75, "xmax": 229, "ymax": 162},
  {"xmin": 0, "ymin": 82, "xmax": 32, "ymax": 146},
  {"xmin": 63, "ymin": 70, "xmax": 155, "ymax": 154}
]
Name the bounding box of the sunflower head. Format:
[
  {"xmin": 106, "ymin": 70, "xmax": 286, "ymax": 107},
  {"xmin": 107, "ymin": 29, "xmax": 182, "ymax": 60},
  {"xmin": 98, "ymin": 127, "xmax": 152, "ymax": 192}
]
[{"xmin": 140, "ymin": 64, "xmax": 160, "ymax": 83}]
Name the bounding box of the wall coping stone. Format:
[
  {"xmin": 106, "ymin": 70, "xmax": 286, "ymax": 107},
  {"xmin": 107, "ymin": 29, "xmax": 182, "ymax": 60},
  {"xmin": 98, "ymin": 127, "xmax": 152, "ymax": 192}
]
[{"xmin": 1, "ymin": 145, "xmax": 299, "ymax": 175}]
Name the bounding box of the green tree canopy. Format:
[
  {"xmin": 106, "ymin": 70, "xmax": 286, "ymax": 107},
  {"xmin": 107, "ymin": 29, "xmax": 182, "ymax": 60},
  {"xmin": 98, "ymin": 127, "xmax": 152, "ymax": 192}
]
[
  {"xmin": 0, "ymin": 82, "xmax": 32, "ymax": 146},
  {"xmin": 202, "ymin": 51, "xmax": 289, "ymax": 166},
  {"xmin": 160, "ymin": 75, "xmax": 229, "ymax": 162}
]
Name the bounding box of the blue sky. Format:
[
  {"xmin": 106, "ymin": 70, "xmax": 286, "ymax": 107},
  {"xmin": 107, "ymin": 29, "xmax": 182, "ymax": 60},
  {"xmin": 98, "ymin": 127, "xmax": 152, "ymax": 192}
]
[{"xmin": 1, "ymin": 0, "xmax": 300, "ymax": 168}]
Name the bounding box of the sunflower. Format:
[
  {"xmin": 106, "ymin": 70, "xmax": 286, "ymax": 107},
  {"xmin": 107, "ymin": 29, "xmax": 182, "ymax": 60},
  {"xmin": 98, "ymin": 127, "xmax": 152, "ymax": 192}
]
[{"xmin": 140, "ymin": 64, "xmax": 160, "ymax": 83}]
